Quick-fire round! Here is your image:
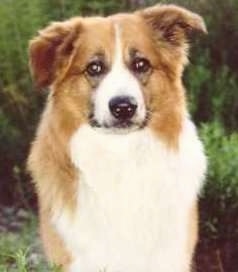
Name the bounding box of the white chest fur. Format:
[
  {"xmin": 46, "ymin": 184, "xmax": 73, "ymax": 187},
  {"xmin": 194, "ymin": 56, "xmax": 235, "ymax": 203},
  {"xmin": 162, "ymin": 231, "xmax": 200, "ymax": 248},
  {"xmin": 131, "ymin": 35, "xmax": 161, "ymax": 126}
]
[{"xmin": 52, "ymin": 119, "xmax": 206, "ymax": 272}]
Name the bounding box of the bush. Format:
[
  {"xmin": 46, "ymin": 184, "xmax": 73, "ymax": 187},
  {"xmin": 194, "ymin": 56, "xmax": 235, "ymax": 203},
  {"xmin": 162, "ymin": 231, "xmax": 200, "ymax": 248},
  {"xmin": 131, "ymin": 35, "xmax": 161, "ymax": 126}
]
[
  {"xmin": 185, "ymin": 59, "xmax": 238, "ymax": 131},
  {"xmin": 200, "ymin": 122, "xmax": 238, "ymax": 198},
  {"xmin": 199, "ymin": 122, "xmax": 238, "ymax": 240}
]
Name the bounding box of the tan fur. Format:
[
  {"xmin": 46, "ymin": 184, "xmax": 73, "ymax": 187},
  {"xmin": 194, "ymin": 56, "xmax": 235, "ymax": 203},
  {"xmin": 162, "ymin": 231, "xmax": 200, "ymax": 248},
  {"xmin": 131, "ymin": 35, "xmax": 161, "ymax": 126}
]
[
  {"xmin": 39, "ymin": 206, "xmax": 72, "ymax": 269},
  {"xmin": 187, "ymin": 203, "xmax": 198, "ymax": 255},
  {"xmin": 28, "ymin": 5, "xmax": 206, "ymax": 270}
]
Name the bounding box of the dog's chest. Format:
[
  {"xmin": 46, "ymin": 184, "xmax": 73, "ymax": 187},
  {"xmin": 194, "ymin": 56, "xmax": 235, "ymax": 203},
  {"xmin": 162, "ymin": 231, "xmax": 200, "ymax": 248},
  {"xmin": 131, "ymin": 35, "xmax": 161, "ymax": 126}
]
[{"xmin": 54, "ymin": 122, "xmax": 206, "ymax": 272}]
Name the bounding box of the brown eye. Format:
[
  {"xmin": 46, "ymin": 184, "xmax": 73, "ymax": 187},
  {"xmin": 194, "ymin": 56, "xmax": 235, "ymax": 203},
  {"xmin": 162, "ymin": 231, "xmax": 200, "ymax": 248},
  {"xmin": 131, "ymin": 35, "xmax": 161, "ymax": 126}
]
[
  {"xmin": 86, "ymin": 60, "xmax": 106, "ymax": 77},
  {"xmin": 131, "ymin": 57, "xmax": 151, "ymax": 74}
]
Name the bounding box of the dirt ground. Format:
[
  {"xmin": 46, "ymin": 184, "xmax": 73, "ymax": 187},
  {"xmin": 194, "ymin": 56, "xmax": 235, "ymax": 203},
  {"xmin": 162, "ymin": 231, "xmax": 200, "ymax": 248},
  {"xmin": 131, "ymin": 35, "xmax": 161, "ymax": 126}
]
[{"xmin": 195, "ymin": 240, "xmax": 238, "ymax": 272}]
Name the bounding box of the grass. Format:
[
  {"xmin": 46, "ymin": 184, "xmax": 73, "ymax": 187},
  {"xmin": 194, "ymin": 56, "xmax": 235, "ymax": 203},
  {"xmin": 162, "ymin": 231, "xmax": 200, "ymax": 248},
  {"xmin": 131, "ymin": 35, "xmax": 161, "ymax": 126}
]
[{"xmin": 0, "ymin": 214, "xmax": 61, "ymax": 272}]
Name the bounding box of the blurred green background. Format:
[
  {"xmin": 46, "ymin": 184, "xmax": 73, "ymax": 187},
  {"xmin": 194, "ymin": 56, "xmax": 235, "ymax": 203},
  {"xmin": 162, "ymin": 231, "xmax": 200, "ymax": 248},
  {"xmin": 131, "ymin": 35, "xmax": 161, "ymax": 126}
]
[{"xmin": 0, "ymin": 0, "xmax": 237, "ymax": 271}]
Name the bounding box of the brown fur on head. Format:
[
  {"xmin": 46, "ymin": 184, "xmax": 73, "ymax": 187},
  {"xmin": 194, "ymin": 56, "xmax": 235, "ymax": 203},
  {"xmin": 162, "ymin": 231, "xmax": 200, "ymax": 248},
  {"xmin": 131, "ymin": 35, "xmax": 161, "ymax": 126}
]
[
  {"xmin": 29, "ymin": 5, "xmax": 206, "ymax": 149},
  {"xmin": 29, "ymin": 5, "xmax": 206, "ymax": 87}
]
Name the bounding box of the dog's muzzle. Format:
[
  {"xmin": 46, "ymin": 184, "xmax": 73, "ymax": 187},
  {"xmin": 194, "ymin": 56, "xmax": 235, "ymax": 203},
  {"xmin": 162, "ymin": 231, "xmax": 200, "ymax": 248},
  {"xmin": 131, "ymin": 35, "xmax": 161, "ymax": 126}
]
[{"xmin": 90, "ymin": 95, "xmax": 147, "ymax": 132}]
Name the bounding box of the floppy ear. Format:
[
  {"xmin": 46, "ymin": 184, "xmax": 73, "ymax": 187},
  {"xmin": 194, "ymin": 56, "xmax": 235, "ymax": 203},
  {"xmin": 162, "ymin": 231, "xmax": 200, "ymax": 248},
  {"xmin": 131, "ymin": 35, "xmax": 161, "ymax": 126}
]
[
  {"xmin": 139, "ymin": 4, "xmax": 207, "ymax": 47},
  {"xmin": 29, "ymin": 19, "xmax": 81, "ymax": 88}
]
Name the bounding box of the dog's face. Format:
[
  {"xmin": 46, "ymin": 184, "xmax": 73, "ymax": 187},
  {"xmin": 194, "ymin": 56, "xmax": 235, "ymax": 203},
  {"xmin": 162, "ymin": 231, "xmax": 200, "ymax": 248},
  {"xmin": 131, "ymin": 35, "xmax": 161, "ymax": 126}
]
[{"xmin": 29, "ymin": 5, "xmax": 206, "ymax": 143}]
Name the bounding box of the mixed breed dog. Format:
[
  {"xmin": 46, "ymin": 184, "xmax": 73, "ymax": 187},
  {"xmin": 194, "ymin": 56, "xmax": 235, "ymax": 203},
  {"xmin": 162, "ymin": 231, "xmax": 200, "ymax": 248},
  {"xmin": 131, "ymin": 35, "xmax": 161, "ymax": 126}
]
[{"xmin": 28, "ymin": 3, "xmax": 207, "ymax": 272}]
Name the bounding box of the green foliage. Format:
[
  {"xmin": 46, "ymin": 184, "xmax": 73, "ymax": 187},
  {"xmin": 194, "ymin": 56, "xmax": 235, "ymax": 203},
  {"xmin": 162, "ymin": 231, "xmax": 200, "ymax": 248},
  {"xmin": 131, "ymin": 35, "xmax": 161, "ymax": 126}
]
[
  {"xmin": 199, "ymin": 122, "xmax": 238, "ymax": 240},
  {"xmin": 186, "ymin": 57, "xmax": 238, "ymax": 130},
  {"xmin": 200, "ymin": 122, "xmax": 238, "ymax": 198},
  {"xmin": 0, "ymin": 216, "xmax": 61, "ymax": 271}
]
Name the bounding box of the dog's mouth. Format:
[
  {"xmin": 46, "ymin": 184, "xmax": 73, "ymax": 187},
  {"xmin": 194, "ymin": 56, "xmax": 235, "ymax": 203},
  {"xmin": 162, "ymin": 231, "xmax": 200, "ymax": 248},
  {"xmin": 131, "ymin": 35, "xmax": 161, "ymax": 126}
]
[{"xmin": 89, "ymin": 116, "xmax": 149, "ymax": 134}]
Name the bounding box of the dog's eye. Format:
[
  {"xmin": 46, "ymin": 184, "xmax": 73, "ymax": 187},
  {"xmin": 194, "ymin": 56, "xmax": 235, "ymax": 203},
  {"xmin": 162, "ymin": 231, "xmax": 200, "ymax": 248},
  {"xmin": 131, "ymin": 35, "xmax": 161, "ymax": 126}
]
[
  {"xmin": 86, "ymin": 60, "xmax": 106, "ymax": 77},
  {"xmin": 131, "ymin": 57, "xmax": 151, "ymax": 74}
]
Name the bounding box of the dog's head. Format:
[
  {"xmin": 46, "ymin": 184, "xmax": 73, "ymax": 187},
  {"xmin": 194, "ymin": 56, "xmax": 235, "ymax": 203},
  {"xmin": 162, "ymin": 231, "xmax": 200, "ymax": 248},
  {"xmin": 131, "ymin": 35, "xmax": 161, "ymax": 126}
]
[{"xmin": 29, "ymin": 4, "xmax": 206, "ymax": 145}]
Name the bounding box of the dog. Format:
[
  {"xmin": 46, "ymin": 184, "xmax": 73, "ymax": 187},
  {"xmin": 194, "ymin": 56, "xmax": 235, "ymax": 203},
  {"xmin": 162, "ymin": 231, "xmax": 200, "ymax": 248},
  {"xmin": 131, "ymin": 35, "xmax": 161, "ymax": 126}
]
[{"xmin": 28, "ymin": 4, "xmax": 207, "ymax": 272}]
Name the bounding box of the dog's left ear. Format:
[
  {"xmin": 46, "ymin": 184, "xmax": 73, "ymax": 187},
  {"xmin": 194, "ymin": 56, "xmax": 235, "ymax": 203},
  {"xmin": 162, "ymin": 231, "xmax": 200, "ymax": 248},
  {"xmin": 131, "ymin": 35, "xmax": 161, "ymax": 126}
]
[{"xmin": 138, "ymin": 4, "xmax": 207, "ymax": 47}]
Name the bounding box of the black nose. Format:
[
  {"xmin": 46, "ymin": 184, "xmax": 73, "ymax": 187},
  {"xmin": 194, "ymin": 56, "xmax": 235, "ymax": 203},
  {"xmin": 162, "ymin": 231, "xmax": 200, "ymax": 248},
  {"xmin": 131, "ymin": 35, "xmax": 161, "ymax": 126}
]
[{"xmin": 109, "ymin": 96, "xmax": 137, "ymax": 121}]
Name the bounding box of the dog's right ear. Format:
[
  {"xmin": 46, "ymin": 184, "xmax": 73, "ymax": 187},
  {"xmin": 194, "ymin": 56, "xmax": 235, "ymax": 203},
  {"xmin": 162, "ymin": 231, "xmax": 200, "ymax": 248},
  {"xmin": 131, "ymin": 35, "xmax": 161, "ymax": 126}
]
[{"xmin": 29, "ymin": 19, "xmax": 82, "ymax": 88}]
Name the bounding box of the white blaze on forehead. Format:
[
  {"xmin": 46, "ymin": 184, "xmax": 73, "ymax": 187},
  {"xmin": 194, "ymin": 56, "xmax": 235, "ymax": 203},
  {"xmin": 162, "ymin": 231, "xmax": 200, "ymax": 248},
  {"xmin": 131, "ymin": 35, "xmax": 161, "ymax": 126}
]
[
  {"xmin": 113, "ymin": 23, "xmax": 124, "ymax": 69},
  {"xmin": 93, "ymin": 22, "xmax": 146, "ymax": 125}
]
